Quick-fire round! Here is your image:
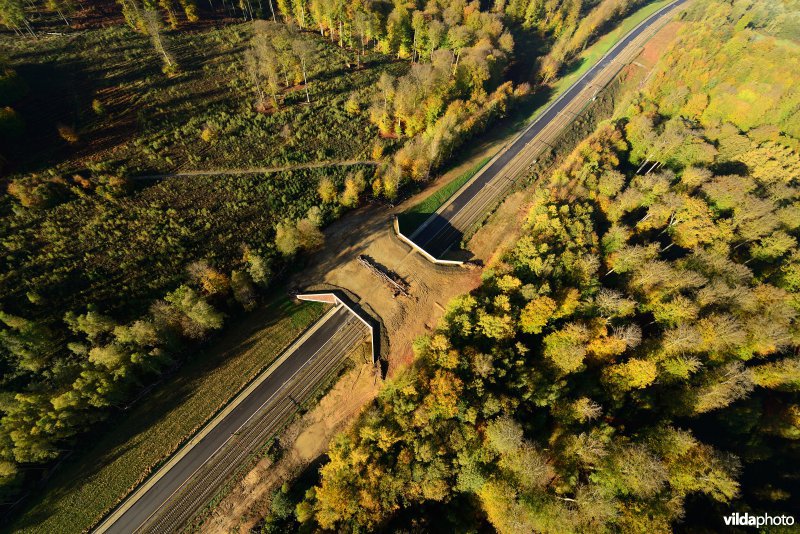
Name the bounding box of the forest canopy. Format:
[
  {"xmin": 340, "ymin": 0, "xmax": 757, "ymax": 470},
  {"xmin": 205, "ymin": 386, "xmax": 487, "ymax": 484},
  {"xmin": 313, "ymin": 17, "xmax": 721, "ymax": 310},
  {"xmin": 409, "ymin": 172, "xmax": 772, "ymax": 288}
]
[
  {"xmin": 0, "ymin": 0, "xmax": 658, "ymax": 507},
  {"xmin": 645, "ymin": 0, "xmax": 800, "ymax": 140},
  {"xmin": 297, "ymin": 1, "xmax": 800, "ymax": 531},
  {"xmin": 305, "ymin": 109, "xmax": 800, "ymax": 534},
  {"xmin": 5, "ymin": 0, "xmax": 798, "ymax": 528}
]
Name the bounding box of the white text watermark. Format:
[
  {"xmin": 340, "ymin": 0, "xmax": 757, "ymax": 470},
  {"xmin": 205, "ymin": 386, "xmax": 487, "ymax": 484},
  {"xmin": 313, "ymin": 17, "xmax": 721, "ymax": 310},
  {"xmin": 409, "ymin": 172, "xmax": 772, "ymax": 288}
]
[{"xmin": 723, "ymin": 512, "xmax": 795, "ymax": 528}]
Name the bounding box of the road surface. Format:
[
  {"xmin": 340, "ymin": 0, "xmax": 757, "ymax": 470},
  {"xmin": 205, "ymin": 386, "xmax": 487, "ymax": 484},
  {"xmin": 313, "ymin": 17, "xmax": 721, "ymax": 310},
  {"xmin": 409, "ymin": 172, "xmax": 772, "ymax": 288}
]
[
  {"xmin": 409, "ymin": 0, "xmax": 686, "ymax": 259},
  {"xmin": 94, "ymin": 305, "xmax": 368, "ymax": 534}
]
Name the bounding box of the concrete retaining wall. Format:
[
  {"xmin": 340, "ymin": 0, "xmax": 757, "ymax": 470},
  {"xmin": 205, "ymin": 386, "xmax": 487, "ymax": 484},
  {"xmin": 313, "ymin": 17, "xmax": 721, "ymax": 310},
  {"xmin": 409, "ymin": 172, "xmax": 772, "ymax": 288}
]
[
  {"xmin": 296, "ymin": 292, "xmax": 380, "ymax": 364},
  {"xmin": 392, "ymin": 217, "xmax": 465, "ymax": 266}
]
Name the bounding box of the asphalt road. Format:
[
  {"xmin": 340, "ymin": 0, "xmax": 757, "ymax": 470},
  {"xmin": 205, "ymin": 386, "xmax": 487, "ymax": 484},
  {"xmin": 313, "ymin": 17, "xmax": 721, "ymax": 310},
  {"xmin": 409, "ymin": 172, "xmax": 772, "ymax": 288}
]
[
  {"xmin": 95, "ymin": 305, "xmax": 367, "ymax": 534},
  {"xmin": 411, "ymin": 0, "xmax": 686, "ymax": 259}
]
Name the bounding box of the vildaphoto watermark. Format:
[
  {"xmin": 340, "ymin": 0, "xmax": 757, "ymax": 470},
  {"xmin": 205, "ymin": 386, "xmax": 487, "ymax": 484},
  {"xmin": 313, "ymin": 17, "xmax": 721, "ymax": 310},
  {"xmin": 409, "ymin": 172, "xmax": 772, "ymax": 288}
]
[{"xmin": 723, "ymin": 512, "xmax": 795, "ymax": 528}]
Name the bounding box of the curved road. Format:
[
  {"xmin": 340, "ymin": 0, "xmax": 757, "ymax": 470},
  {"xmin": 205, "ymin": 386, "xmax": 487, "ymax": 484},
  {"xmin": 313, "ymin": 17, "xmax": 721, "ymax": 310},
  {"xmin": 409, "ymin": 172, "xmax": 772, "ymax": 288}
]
[{"xmin": 410, "ymin": 0, "xmax": 686, "ymax": 259}]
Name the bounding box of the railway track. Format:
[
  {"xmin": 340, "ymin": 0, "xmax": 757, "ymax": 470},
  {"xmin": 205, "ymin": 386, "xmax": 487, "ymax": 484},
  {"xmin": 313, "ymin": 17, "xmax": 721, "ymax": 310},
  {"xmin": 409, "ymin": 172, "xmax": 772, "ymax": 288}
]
[
  {"xmin": 91, "ymin": 5, "xmax": 687, "ymax": 533},
  {"xmin": 96, "ymin": 307, "xmax": 369, "ymax": 534},
  {"xmin": 141, "ymin": 317, "xmax": 366, "ymax": 533},
  {"xmin": 410, "ymin": 0, "xmax": 686, "ymax": 259}
]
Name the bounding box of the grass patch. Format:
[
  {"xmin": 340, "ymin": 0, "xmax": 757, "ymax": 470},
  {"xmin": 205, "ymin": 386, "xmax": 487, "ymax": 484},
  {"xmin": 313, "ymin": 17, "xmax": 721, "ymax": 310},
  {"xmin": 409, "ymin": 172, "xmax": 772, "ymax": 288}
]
[
  {"xmin": 396, "ymin": 1, "xmax": 673, "ymax": 238},
  {"xmin": 398, "ymin": 157, "xmax": 491, "ymax": 235},
  {"xmin": 10, "ymin": 295, "xmax": 325, "ymax": 534},
  {"xmin": 3, "ymin": 166, "xmax": 374, "ymax": 326},
  {"xmin": 1, "ymin": 23, "xmax": 405, "ymax": 176},
  {"xmin": 540, "ymin": 0, "xmax": 673, "ymax": 120}
]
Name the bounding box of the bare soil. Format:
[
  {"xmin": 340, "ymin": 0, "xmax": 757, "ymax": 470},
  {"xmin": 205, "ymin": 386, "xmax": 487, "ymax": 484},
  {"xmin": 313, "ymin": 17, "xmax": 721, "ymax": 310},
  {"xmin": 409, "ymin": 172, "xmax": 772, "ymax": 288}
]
[
  {"xmin": 196, "ymin": 135, "xmax": 503, "ymax": 534},
  {"xmin": 468, "ymin": 189, "xmax": 532, "ymax": 268},
  {"xmin": 299, "ymin": 206, "xmax": 482, "ymax": 373},
  {"xmin": 640, "ymin": 21, "xmax": 684, "ymax": 67},
  {"xmin": 200, "ymin": 22, "xmax": 687, "ymax": 530},
  {"xmin": 199, "ymin": 349, "xmax": 380, "ymax": 533}
]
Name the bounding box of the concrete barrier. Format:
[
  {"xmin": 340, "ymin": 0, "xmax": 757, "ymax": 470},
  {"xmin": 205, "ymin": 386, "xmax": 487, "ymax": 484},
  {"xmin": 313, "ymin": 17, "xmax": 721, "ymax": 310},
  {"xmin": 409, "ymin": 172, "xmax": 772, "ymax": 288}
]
[
  {"xmin": 296, "ymin": 292, "xmax": 380, "ymax": 364},
  {"xmin": 392, "ymin": 217, "xmax": 465, "ymax": 266},
  {"xmin": 396, "ymin": 0, "xmax": 685, "ymax": 266}
]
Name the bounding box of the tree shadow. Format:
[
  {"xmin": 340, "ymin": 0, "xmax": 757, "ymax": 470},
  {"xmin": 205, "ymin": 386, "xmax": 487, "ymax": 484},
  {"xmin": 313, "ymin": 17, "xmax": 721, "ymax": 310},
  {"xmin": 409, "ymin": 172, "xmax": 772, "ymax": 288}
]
[
  {"xmin": 292, "ymin": 287, "xmax": 383, "ymax": 375},
  {"xmin": 6, "ymin": 293, "xmax": 310, "ymax": 529},
  {"xmin": 8, "ymin": 36, "xmax": 164, "ymax": 175},
  {"xmin": 405, "ymin": 213, "xmax": 474, "ymax": 264}
]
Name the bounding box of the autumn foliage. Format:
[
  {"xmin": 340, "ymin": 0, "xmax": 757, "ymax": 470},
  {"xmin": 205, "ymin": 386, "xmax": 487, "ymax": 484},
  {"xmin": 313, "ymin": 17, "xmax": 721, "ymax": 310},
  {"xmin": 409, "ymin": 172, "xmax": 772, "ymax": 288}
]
[{"xmin": 300, "ymin": 3, "xmax": 800, "ymax": 528}]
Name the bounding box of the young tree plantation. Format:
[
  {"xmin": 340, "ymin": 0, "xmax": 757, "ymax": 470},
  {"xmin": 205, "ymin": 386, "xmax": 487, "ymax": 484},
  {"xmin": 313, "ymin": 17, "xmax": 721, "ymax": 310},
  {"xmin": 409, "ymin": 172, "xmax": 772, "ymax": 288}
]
[{"xmin": 2, "ymin": 0, "xmax": 798, "ymax": 531}]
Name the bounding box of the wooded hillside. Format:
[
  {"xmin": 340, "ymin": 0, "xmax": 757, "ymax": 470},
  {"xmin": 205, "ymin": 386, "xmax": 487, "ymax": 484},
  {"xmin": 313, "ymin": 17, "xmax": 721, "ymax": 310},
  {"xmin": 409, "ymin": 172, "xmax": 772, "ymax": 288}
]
[{"xmin": 646, "ymin": 0, "xmax": 800, "ymax": 139}]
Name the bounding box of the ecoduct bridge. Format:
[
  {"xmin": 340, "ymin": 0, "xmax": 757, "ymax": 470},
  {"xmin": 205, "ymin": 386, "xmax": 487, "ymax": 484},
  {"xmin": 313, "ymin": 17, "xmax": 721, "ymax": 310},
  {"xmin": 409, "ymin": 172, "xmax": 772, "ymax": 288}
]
[{"xmin": 94, "ymin": 2, "xmax": 685, "ymax": 531}]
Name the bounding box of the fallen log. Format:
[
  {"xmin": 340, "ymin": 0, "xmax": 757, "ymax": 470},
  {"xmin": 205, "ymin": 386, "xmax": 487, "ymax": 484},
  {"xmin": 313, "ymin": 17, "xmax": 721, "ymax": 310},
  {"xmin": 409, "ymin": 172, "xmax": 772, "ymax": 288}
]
[{"xmin": 357, "ymin": 255, "xmax": 411, "ymax": 298}]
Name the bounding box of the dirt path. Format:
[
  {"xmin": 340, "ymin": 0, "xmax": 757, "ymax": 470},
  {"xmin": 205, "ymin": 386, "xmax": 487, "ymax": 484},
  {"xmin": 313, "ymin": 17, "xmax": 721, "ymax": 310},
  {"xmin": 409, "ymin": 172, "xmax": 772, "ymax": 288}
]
[
  {"xmin": 195, "ymin": 141, "xmax": 532, "ymax": 534},
  {"xmin": 132, "ymin": 159, "xmax": 379, "ymax": 180},
  {"xmin": 199, "ymin": 19, "xmax": 687, "ymax": 532}
]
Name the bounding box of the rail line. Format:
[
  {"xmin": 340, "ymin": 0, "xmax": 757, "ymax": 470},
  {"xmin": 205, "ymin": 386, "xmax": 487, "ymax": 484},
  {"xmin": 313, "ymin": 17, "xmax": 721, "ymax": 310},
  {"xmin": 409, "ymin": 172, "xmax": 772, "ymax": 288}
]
[
  {"xmin": 91, "ymin": 3, "xmax": 686, "ymax": 533},
  {"xmin": 96, "ymin": 307, "xmax": 368, "ymax": 534},
  {"xmin": 141, "ymin": 318, "xmax": 366, "ymax": 533},
  {"xmin": 409, "ymin": 0, "xmax": 687, "ymax": 259}
]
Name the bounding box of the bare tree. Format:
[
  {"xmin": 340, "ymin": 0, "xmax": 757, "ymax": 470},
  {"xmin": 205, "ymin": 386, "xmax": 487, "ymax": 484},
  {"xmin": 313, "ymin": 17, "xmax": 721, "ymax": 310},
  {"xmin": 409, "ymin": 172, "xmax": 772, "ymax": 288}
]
[
  {"xmin": 354, "ymin": 11, "xmax": 368, "ymax": 60},
  {"xmin": 46, "ymin": 0, "xmax": 74, "ymax": 26},
  {"xmin": 244, "ymin": 48, "xmax": 266, "ymax": 108},
  {"xmin": 257, "ymin": 42, "xmax": 282, "ymax": 108},
  {"xmin": 143, "ymin": 10, "xmax": 176, "ymax": 71},
  {"xmin": 292, "ymin": 38, "xmax": 313, "ymax": 103}
]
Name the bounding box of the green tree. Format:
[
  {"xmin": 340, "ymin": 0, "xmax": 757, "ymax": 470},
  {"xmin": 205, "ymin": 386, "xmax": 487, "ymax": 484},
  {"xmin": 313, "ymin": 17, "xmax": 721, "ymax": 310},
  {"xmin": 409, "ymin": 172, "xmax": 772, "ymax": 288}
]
[
  {"xmin": 519, "ymin": 295, "xmax": 556, "ymax": 334},
  {"xmin": 160, "ymin": 285, "xmax": 224, "ymax": 338}
]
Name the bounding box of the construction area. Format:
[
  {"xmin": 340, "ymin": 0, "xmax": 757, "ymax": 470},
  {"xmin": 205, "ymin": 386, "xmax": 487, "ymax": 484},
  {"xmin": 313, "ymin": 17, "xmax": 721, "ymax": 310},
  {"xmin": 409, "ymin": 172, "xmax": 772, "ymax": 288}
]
[
  {"xmin": 357, "ymin": 255, "xmax": 411, "ymax": 299},
  {"xmin": 194, "ymin": 17, "xmax": 687, "ymax": 532}
]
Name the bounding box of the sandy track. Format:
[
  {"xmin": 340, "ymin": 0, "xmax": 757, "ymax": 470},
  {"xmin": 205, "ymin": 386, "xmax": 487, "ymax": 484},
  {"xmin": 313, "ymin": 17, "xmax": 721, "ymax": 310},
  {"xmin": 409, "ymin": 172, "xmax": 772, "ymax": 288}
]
[{"xmin": 297, "ymin": 200, "xmax": 482, "ymax": 374}]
